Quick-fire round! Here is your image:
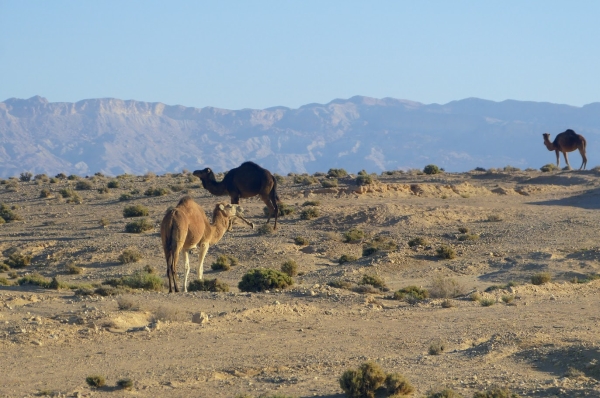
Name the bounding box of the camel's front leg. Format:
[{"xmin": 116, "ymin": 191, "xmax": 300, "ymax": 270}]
[
  {"xmin": 183, "ymin": 251, "xmax": 191, "ymax": 293},
  {"xmin": 563, "ymin": 152, "xmax": 571, "ymax": 170},
  {"xmin": 555, "ymin": 150, "xmax": 560, "ymax": 168},
  {"xmin": 197, "ymin": 243, "xmax": 209, "ymax": 280}
]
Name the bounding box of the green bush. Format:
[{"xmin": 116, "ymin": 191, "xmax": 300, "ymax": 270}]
[
  {"xmin": 118, "ymin": 249, "xmax": 142, "ymax": 264},
  {"xmin": 67, "ymin": 174, "xmax": 79, "ymax": 180},
  {"xmin": 116, "ymin": 378, "xmax": 134, "ymax": 390},
  {"xmin": 0, "ymin": 203, "xmax": 22, "ymax": 222},
  {"xmin": 238, "ymin": 268, "xmax": 294, "ymax": 292},
  {"xmin": 188, "ymin": 278, "xmax": 230, "ymax": 292},
  {"xmin": 338, "ymin": 254, "xmax": 358, "ymax": 264},
  {"xmin": 75, "ymin": 180, "xmax": 93, "ymax": 190},
  {"xmin": 18, "ymin": 273, "xmax": 51, "ymax": 288},
  {"xmin": 211, "ymin": 255, "xmax": 238, "ymax": 271},
  {"xmin": 408, "ymin": 236, "xmax": 429, "ymax": 247},
  {"xmin": 339, "ymin": 361, "xmax": 386, "ymax": 398},
  {"xmin": 393, "ymin": 286, "xmax": 429, "ymax": 301},
  {"xmin": 123, "ymin": 205, "xmax": 149, "ymax": 218},
  {"xmin": 436, "ymin": 245, "xmax": 456, "ymax": 259},
  {"xmin": 19, "ymin": 172, "xmax": 33, "ymax": 182},
  {"xmin": 362, "ymin": 246, "xmax": 378, "ymax": 257},
  {"xmin": 425, "ymin": 388, "xmax": 464, "ymax": 398},
  {"xmin": 85, "ymin": 375, "xmax": 106, "ymax": 388},
  {"xmin": 321, "ymin": 179, "xmax": 338, "ymax": 188},
  {"xmin": 107, "ymin": 180, "xmax": 119, "ymax": 188},
  {"xmin": 0, "ymin": 277, "xmax": 12, "ymax": 286},
  {"xmin": 423, "ymin": 164, "xmax": 441, "ymax": 175},
  {"xmin": 356, "ymin": 174, "xmax": 374, "ymax": 186},
  {"xmin": 473, "ymin": 387, "xmax": 520, "ymax": 398},
  {"xmin": 107, "ymin": 271, "xmax": 163, "ymax": 291},
  {"xmin": 294, "ymin": 236, "xmax": 309, "ymax": 246},
  {"xmin": 428, "ymin": 338, "xmax": 446, "ymax": 355},
  {"xmin": 40, "ymin": 188, "xmax": 52, "ymax": 198},
  {"xmin": 281, "ymin": 260, "xmax": 298, "ymax": 277},
  {"xmin": 540, "ymin": 163, "xmax": 559, "ymax": 172},
  {"xmin": 257, "ymin": 223, "xmax": 275, "ymax": 235},
  {"xmin": 327, "ymin": 168, "xmax": 348, "ymax": 178},
  {"xmin": 300, "ymin": 207, "xmax": 319, "ymax": 220},
  {"xmin": 5, "ymin": 252, "xmax": 32, "ymax": 268},
  {"xmin": 144, "ymin": 187, "xmax": 170, "ymax": 196},
  {"xmin": 125, "ymin": 218, "xmax": 154, "ymax": 233},
  {"xmin": 531, "ymin": 272, "xmax": 552, "ymax": 285},
  {"xmin": 327, "ymin": 280, "xmax": 353, "ymax": 290},
  {"xmin": 343, "ymin": 228, "xmax": 365, "ymax": 243},
  {"xmin": 360, "ymin": 274, "xmax": 387, "ymax": 290},
  {"xmin": 119, "ymin": 193, "xmax": 133, "ymax": 201}
]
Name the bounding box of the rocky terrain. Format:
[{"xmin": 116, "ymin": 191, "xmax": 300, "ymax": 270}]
[{"xmin": 2, "ymin": 168, "xmax": 600, "ymax": 397}]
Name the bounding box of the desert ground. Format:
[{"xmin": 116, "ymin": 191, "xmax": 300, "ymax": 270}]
[{"xmin": 2, "ymin": 167, "xmax": 600, "ymax": 397}]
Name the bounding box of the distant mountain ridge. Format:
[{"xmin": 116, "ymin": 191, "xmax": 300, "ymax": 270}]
[{"xmin": 0, "ymin": 95, "xmax": 599, "ymax": 178}]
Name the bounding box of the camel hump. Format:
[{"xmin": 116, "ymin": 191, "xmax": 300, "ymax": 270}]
[
  {"xmin": 177, "ymin": 195, "xmax": 195, "ymax": 206},
  {"xmin": 564, "ymin": 129, "xmax": 577, "ymax": 135}
]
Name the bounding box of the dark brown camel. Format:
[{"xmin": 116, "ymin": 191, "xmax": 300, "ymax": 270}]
[
  {"xmin": 543, "ymin": 129, "xmax": 587, "ymax": 170},
  {"xmin": 193, "ymin": 161, "xmax": 281, "ymax": 229}
]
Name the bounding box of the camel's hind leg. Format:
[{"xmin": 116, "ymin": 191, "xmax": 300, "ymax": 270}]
[
  {"xmin": 261, "ymin": 193, "xmax": 279, "ymax": 230},
  {"xmin": 563, "ymin": 152, "xmax": 571, "ymax": 170},
  {"xmin": 579, "ymin": 147, "xmax": 587, "ymax": 170},
  {"xmin": 183, "ymin": 251, "xmax": 191, "ymax": 293},
  {"xmin": 167, "ymin": 250, "xmax": 180, "ymax": 293}
]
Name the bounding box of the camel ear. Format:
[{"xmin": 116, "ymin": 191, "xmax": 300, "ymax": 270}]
[
  {"xmin": 219, "ymin": 204, "xmax": 224, "ymax": 211},
  {"xmin": 207, "ymin": 168, "xmax": 211, "ymax": 173}
]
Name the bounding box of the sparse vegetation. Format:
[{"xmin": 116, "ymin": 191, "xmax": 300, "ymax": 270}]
[
  {"xmin": 540, "ymin": 163, "xmax": 559, "ymax": 172},
  {"xmin": 327, "ymin": 168, "xmax": 348, "ymax": 178},
  {"xmin": 281, "ymin": 259, "xmax": 298, "ymax": 277},
  {"xmin": 294, "ymin": 236, "xmax": 309, "ymax": 246},
  {"xmin": 501, "ymin": 295, "xmax": 515, "ymax": 304},
  {"xmin": 5, "ymin": 251, "xmax": 32, "ymax": 268},
  {"xmin": 408, "ymin": 236, "xmax": 429, "ymax": 247},
  {"xmin": 425, "ymin": 388, "xmax": 464, "ymax": 398},
  {"xmin": 75, "ymin": 180, "xmax": 93, "ymax": 190},
  {"xmin": 338, "ymin": 254, "xmax": 358, "ymax": 264},
  {"xmin": 85, "ymin": 375, "xmax": 106, "ymax": 388},
  {"xmin": 300, "ymin": 207, "xmax": 319, "ymax": 220},
  {"xmin": 436, "ymin": 245, "xmax": 456, "ymax": 259},
  {"xmin": 66, "ymin": 261, "xmax": 83, "ymax": 275},
  {"xmin": 321, "ymin": 179, "xmax": 338, "ymax": 188},
  {"xmin": 105, "ymin": 270, "xmax": 163, "ymax": 291},
  {"xmin": 257, "ymin": 223, "xmax": 275, "ymax": 235},
  {"xmin": 39, "ymin": 188, "xmax": 52, "ymax": 198},
  {"xmin": 339, "ymin": 361, "xmax": 386, "ymax": 398},
  {"xmin": 428, "ymin": 338, "xmax": 446, "ymax": 355},
  {"xmin": 116, "ymin": 378, "xmax": 134, "ymax": 390},
  {"xmin": 359, "ymin": 274, "xmax": 387, "ymax": 290},
  {"xmin": 107, "ymin": 180, "xmax": 119, "ymax": 188},
  {"xmin": 19, "ymin": 172, "xmax": 33, "ymax": 182},
  {"xmin": 473, "ymin": 387, "xmax": 521, "ymax": 398},
  {"xmin": 343, "ymin": 228, "xmax": 365, "ymax": 243},
  {"xmin": 429, "ymin": 276, "xmax": 467, "ymax": 298},
  {"xmin": 0, "ymin": 203, "xmax": 22, "ymax": 222},
  {"xmin": 123, "ymin": 204, "xmax": 149, "ymax": 218},
  {"xmin": 480, "ymin": 297, "xmax": 496, "ymax": 306},
  {"xmin": 188, "ymin": 278, "xmax": 230, "ymax": 292},
  {"xmin": 355, "ymin": 172, "xmax": 374, "ymax": 186},
  {"xmin": 487, "ymin": 214, "xmax": 503, "ymax": 222},
  {"xmin": 124, "ymin": 218, "xmax": 154, "ymax": 233},
  {"xmin": 393, "ymin": 286, "xmax": 429, "ymax": 302},
  {"xmin": 118, "ymin": 249, "xmax": 142, "ymax": 264},
  {"xmin": 263, "ymin": 203, "xmax": 294, "ymax": 217},
  {"xmin": 211, "ymin": 255, "xmax": 238, "ymax": 271},
  {"xmin": 423, "ymin": 164, "xmax": 441, "ymax": 175},
  {"xmin": 457, "ymin": 233, "xmax": 479, "ymax": 241},
  {"xmin": 384, "ymin": 372, "xmax": 414, "ymax": 396},
  {"xmin": 238, "ymin": 268, "xmax": 294, "ymax": 292},
  {"xmin": 302, "ymin": 200, "xmax": 320, "ymax": 207},
  {"xmin": 144, "ymin": 187, "xmax": 170, "ymax": 196},
  {"xmin": 531, "ymin": 272, "xmax": 552, "ymax": 285}
]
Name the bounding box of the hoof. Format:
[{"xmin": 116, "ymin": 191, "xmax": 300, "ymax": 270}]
[{"xmin": 250, "ymin": 223, "xmax": 255, "ymax": 229}]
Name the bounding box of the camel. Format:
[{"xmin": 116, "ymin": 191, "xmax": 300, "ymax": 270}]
[
  {"xmin": 160, "ymin": 196, "xmax": 241, "ymax": 293},
  {"xmin": 193, "ymin": 161, "xmax": 281, "ymax": 229},
  {"xmin": 543, "ymin": 129, "xmax": 587, "ymax": 170}
]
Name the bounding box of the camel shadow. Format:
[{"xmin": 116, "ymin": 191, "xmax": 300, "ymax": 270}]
[
  {"xmin": 513, "ymin": 344, "xmax": 600, "ymax": 381},
  {"xmin": 528, "ymin": 188, "xmax": 600, "ymax": 210}
]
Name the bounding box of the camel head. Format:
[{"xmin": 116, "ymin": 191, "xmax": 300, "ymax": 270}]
[
  {"xmin": 213, "ymin": 202, "xmax": 241, "ymax": 219},
  {"xmin": 542, "ymin": 133, "xmax": 554, "ymax": 151},
  {"xmin": 193, "ymin": 168, "xmax": 214, "ymax": 180}
]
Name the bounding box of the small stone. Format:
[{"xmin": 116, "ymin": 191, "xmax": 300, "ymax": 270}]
[{"xmin": 192, "ymin": 312, "xmax": 209, "ymax": 324}]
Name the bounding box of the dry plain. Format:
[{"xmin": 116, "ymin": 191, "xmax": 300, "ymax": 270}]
[{"xmin": 2, "ymin": 169, "xmax": 600, "ymax": 397}]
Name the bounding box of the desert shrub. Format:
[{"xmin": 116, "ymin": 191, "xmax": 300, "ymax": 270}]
[
  {"xmin": 0, "ymin": 203, "xmax": 22, "ymax": 222},
  {"xmin": 501, "ymin": 295, "xmax": 515, "ymax": 304},
  {"xmin": 112, "ymin": 271, "xmax": 163, "ymax": 291},
  {"xmin": 263, "ymin": 203, "xmax": 294, "ymax": 217},
  {"xmin": 123, "ymin": 204, "xmax": 149, "ymax": 218},
  {"xmin": 59, "ymin": 188, "xmax": 73, "ymax": 198},
  {"xmin": 144, "ymin": 187, "xmax": 170, "ymax": 196},
  {"xmin": 429, "ymin": 276, "xmax": 467, "ymax": 298},
  {"xmin": 300, "ymin": 207, "xmax": 319, "ymax": 220},
  {"xmin": 480, "ymin": 298, "xmax": 496, "ymax": 306},
  {"xmin": 360, "ymin": 274, "xmax": 387, "ymax": 290},
  {"xmin": 117, "ymin": 378, "xmax": 134, "ymax": 390},
  {"xmin": 93, "ymin": 285, "xmax": 127, "ymax": 296},
  {"xmin": 294, "ymin": 175, "xmax": 318, "ymax": 185},
  {"xmin": 86, "ymin": 375, "xmax": 106, "ymax": 388},
  {"xmin": 531, "ymin": 272, "xmax": 552, "ymax": 285},
  {"xmin": 321, "ymin": 179, "xmax": 338, "ymax": 188},
  {"xmin": 294, "ymin": 236, "xmax": 309, "ymax": 246},
  {"xmin": 39, "ymin": 188, "xmax": 52, "ymax": 198},
  {"xmin": 473, "ymin": 387, "xmax": 520, "ymax": 398},
  {"xmin": 364, "ymin": 236, "xmax": 397, "ymax": 254},
  {"xmin": 66, "ymin": 192, "xmax": 83, "ymax": 204},
  {"xmin": 66, "ymin": 261, "xmax": 83, "ymax": 274},
  {"xmin": 470, "ymin": 292, "xmax": 482, "ymax": 302},
  {"xmin": 118, "ymin": 249, "xmax": 142, "ymax": 264},
  {"xmin": 117, "ymin": 296, "xmax": 138, "ymax": 310},
  {"xmin": 67, "ymin": 174, "xmax": 79, "ymax": 180},
  {"xmin": 75, "ymin": 180, "xmax": 93, "ymax": 190},
  {"xmin": 458, "ymin": 226, "xmax": 469, "ymax": 233},
  {"xmin": 343, "ymin": 228, "xmax": 365, "ymax": 243},
  {"xmin": 327, "ymin": 168, "xmax": 348, "ymax": 178},
  {"xmin": 211, "ymin": 255, "xmax": 238, "ymax": 271},
  {"xmin": 339, "ymin": 361, "xmax": 386, "ymax": 398},
  {"xmin": 143, "ymin": 172, "xmax": 156, "ymax": 181},
  {"xmin": 487, "ymin": 214, "xmax": 503, "ymax": 222},
  {"xmin": 19, "ymin": 172, "xmax": 33, "ymax": 182},
  {"xmin": 393, "ymin": 286, "xmax": 429, "ymax": 302},
  {"xmin": 0, "ymin": 263, "xmax": 9, "ymax": 271},
  {"xmin": 338, "ymin": 254, "xmax": 358, "ymax": 264},
  {"xmin": 408, "ymin": 236, "xmax": 429, "ymax": 247},
  {"xmin": 54, "ymin": 173, "xmax": 67, "ymax": 179},
  {"xmin": 281, "ymin": 260, "xmax": 298, "ymax": 277},
  {"xmin": 0, "ymin": 277, "xmax": 13, "ymax": 286},
  {"xmin": 436, "ymin": 245, "xmax": 456, "ymax": 259},
  {"xmin": 571, "ymin": 274, "xmax": 600, "ymax": 284},
  {"xmin": 107, "ymin": 180, "xmax": 119, "ymax": 188},
  {"xmin": 362, "ymin": 246, "xmax": 378, "ymax": 257},
  {"xmin": 188, "ymin": 278, "xmax": 230, "ymax": 292},
  {"xmin": 302, "ymin": 200, "xmax": 320, "ymax": 207},
  {"xmin": 5, "ymin": 252, "xmax": 32, "ymax": 268},
  {"xmin": 7, "ymin": 271, "xmax": 17, "ymax": 278},
  {"xmin": 423, "ymin": 164, "xmax": 441, "ymax": 175},
  {"xmin": 5, "ymin": 180, "xmax": 18, "ymax": 191},
  {"xmin": 34, "ymin": 173, "xmax": 48, "ymax": 182},
  {"xmin": 356, "ymin": 173, "xmax": 374, "ymax": 186},
  {"xmin": 273, "ymin": 174, "xmax": 286, "ymax": 185},
  {"xmin": 119, "ymin": 193, "xmax": 133, "ymax": 201},
  {"xmin": 458, "ymin": 233, "xmax": 479, "ymax": 241},
  {"xmin": 503, "ymin": 165, "xmax": 520, "ymax": 173},
  {"xmin": 18, "ymin": 273, "xmax": 51, "ymax": 288},
  {"xmin": 238, "ymin": 268, "xmax": 293, "ymax": 292},
  {"xmin": 97, "ymin": 186, "xmax": 109, "ymax": 194},
  {"xmin": 425, "ymin": 388, "xmax": 464, "ymax": 398},
  {"xmin": 125, "ymin": 218, "xmax": 154, "ymax": 233},
  {"xmin": 441, "ymin": 299, "xmax": 454, "ymax": 308},
  {"xmin": 257, "ymin": 223, "xmax": 274, "ymax": 235},
  {"xmin": 327, "ymin": 280, "xmax": 353, "ymax": 290},
  {"xmin": 429, "ymin": 338, "xmax": 446, "ymax": 355},
  {"xmin": 169, "ymin": 184, "xmax": 185, "ymax": 192},
  {"xmin": 540, "ymin": 163, "xmax": 559, "ymax": 172}
]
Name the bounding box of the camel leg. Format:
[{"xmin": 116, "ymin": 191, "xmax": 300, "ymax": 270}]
[
  {"xmin": 260, "ymin": 194, "xmax": 278, "ymax": 229},
  {"xmin": 579, "ymin": 147, "xmax": 587, "ymax": 170},
  {"xmin": 563, "ymin": 152, "xmax": 571, "ymax": 170},
  {"xmin": 234, "ymin": 214, "xmax": 255, "ymax": 229},
  {"xmin": 183, "ymin": 251, "xmax": 190, "ymax": 293},
  {"xmin": 197, "ymin": 242, "xmax": 209, "ymax": 280},
  {"xmin": 171, "ymin": 250, "xmax": 180, "ymax": 293},
  {"xmin": 555, "ymin": 150, "xmax": 560, "ymax": 168}
]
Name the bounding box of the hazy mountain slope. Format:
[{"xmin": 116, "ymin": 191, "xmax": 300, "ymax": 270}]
[{"xmin": 0, "ymin": 95, "xmax": 598, "ymax": 177}]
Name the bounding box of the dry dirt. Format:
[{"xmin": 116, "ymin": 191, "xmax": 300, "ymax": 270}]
[{"xmin": 2, "ymin": 169, "xmax": 600, "ymax": 397}]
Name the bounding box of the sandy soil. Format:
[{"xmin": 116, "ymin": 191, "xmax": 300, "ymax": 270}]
[{"xmin": 2, "ymin": 169, "xmax": 600, "ymax": 397}]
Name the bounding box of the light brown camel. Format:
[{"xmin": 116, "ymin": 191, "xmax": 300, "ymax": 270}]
[
  {"xmin": 543, "ymin": 129, "xmax": 587, "ymax": 170},
  {"xmin": 193, "ymin": 161, "xmax": 281, "ymax": 229},
  {"xmin": 160, "ymin": 196, "xmax": 241, "ymax": 293}
]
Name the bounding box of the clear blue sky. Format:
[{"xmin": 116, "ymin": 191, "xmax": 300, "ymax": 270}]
[{"xmin": 1, "ymin": 1, "xmax": 599, "ymax": 110}]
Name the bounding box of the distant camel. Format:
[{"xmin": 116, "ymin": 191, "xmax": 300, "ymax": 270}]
[
  {"xmin": 543, "ymin": 129, "xmax": 587, "ymax": 170},
  {"xmin": 193, "ymin": 161, "xmax": 281, "ymax": 229},
  {"xmin": 161, "ymin": 196, "xmax": 241, "ymax": 293}
]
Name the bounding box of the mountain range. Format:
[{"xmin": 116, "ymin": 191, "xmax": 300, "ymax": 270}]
[{"xmin": 0, "ymin": 95, "xmax": 599, "ymax": 178}]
